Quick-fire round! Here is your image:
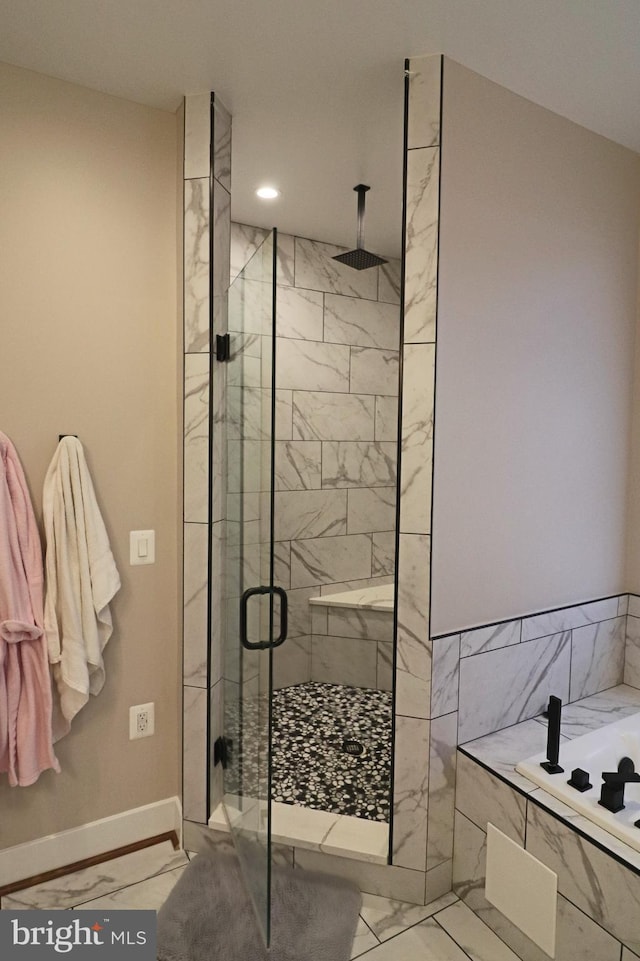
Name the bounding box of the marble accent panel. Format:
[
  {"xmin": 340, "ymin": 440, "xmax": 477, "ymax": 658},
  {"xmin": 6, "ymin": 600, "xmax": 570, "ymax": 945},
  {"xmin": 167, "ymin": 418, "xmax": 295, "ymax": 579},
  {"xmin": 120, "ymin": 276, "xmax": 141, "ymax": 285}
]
[
  {"xmin": 359, "ymin": 890, "xmax": 457, "ymax": 943},
  {"xmin": 426, "ymin": 712, "xmax": 457, "ymax": 871},
  {"xmin": 277, "ymin": 284, "xmax": 324, "ymax": 340},
  {"xmin": 407, "ymin": 55, "xmax": 441, "ymax": 150},
  {"xmin": 326, "ymin": 607, "xmax": 393, "ymax": 642},
  {"xmin": 569, "ymin": 615, "xmax": 626, "ymax": 700},
  {"xmin": 311, "ymin": 634, "xmax": 377, "ymax": 688},
  {"xmin": 377, "ymin": 642, "xmax": 394, "ymax": 691},
  {"xmin": 277, "ymin": 338, "xmax": 350, "ymax": 392},
  {"xmin": 184, "ymin": 93, "xmax": 211, "ymax": 179},
  {"xmin": 392, "ymin": 715, "xmax": 430, "ymax": 871},
  {"xmin": 183, "ymin": 686, "xmax": 207, "ymax": 822},
  {"xmin": 294, "ymin": 236, "xmax": 378, "ymax": 300},
  {"xmin": 290, "ymin": 533, "xmax": 372, "ymax": 588},
  {"xmin": 372, "ymin": 531, "xmax": 395, "ymax": 576},
  {"xmin": 452, "ymin": 811, "xmax": 620, "ymax": 961},
  {"xmin": 533, "ymin": 683, "xmax": 640, "ymax": 739},
  {"xmin": 459, "ymin": 720, "xmax": 568, "ymax": 795},
  {"xmin": 273, "ymin": 489, "xmax": 346, "ymax": 541},
  {"xmin": 431, "ymin": 635, "xmax": 460, "ymax": 717},
  {"xmin": 310, "ymin": 605, "xmax": 328, "ymax": 634},
  {"xmin": 521, "ymin": 596, "xmax": 621, "ymax": 641},
  {"xmin": 183, "ymin": 522, "xmax": 208, "ymax": 687},
  {"xmin": 274, "ymin": 440, "xmax": 322, "ymax": 490},
  {"xmin": 350, "ymin": 346, "xmax": 399, "ymax": 396},
  {"xmin": 184, "ymin": 178, "xmax": 210, "ymax": 352},
  {"xmin": 395, "ymin": 533, "xmax": 431, "ymax": 718},
  {"xmin": 347, "ymin": 487, "xmax": 396, "ymax": 535},
  {"xmin": 212, "ymin": 96, "xmax": 231, "ymax": 190},
  {"xmin": 322, "ymin": 441, "xmax": 396, "ymax": 488},
  {"xmin": 630, "ymin": 595, "xmax": 640, "ymax": 618},
  {"xmin": 184, "ymin": 353, "xmax": 209, "ymax": 522},
  {"xmin": 212, "ymin": 178, "xmax": 231, "ymax": 338},
  {"xmin": 436, "ymin": 900, "xmax": 521, "ymax": 961},
  {"xmin": 459, "ymin": 620, "xmax": 521, "ymax": 658},
  {"xmin": 280, "ymin": 586, "xmax": 317, "ymax": 639},
  {"xmin": 274, "ymin": 389, "xmax": 293, "ymax": 440},
  {"xmin": 273, "ymin": 231, "xmax": 294, "ymax": 287},
  {"xmin": 626, "ymin": 615, "xmax": 640, "ymax": 688},
  {"xmin": 272, "ymin": 634, "xmax": 311, "ymax": 689},
  {"xmin": 211, "ymin": 359, "xmax": 226, "ymax": 524},
  {"xmin": 230, "ymin": 222, "xmax": 269, "ymax": 283},
  {"xmin": 293, "ymin": 390, "xmax": 375, "ymax": 441},
  {"xmin": 324, "ymin": 294, "xmax": 400, "ymax": 350},
  {"xmin": 526, "ymin": 802, "xmax": 640, "ymax": 954},
  {"xmin": 374, "ymin": 396, "xmax": 398, "ymax": 442},
  {"xmin": 318, "ymin": 574, "xmax": 393, "ymax": 597},
  {"xmin": 378, "ymin": 258, "xmax": 402, "ymax": 306},
  {"xmin": 293, "ymin": 848, "xmax": 426, "ymax": 904},
  {"xmin": 399, "ymin": 341, "xmax": 434, "ymax": 535},
  {"xmin": 526, "ymin": 788, "xmax": 640, "ymax": 875},
  {"xmin": 404, "ymin": 147, "xmax": 439, "ymax": 344},
  {"xmin": 455, "ymin": 752, "xmax": 526, "ymax": 843},
  {"xmin": 458, "ymin": 631, "xmax": 571, "ymax": 743},
  {"xmin": 2, "ymin": 841, "xmax": 189, "ymax": 910}
]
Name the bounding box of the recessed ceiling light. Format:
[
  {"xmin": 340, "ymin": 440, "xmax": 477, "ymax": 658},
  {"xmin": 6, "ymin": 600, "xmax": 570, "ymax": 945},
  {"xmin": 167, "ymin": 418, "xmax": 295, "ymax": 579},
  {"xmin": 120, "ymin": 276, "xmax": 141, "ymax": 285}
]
[{"xmin": 256, "ymin": 186, "xmax": 280, "ymax": 200}]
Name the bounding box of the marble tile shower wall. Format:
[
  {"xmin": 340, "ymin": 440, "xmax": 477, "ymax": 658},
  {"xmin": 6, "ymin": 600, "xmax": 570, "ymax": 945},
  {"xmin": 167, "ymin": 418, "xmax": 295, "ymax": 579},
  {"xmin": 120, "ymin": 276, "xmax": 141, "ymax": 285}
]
[
  {"xmin": 182, "ymin": 93, "xmax": 231, "ymax": 825},
  {"xmin": 229, "ymin": 223, "xmax": 401, "ymax": 692}
]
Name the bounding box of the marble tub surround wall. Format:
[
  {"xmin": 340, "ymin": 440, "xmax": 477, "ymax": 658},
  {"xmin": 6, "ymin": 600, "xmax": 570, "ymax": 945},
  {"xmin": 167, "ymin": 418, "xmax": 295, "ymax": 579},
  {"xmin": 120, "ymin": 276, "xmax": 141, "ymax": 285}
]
[
  {"xmin": 625, "ymin": 593, "xmax": 640, "ymax": 687},
  {"xmin": 229, "ymin": 222, "xmax": 401, "ymax": 691},
  {"xmin": 182, "ymin": 92, "xmax": 232, "ymax": 824},
  {"xmin": 454, "ymin": 684, "xmax": 640, "ymax": 959}
]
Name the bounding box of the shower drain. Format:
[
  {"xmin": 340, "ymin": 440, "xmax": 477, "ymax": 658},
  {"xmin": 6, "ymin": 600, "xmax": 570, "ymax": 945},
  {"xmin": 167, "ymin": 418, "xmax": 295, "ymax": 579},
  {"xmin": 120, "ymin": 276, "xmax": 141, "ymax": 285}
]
[{"xmin": 341, "ymin": 738, "xmax": 365, "ymax": 757}]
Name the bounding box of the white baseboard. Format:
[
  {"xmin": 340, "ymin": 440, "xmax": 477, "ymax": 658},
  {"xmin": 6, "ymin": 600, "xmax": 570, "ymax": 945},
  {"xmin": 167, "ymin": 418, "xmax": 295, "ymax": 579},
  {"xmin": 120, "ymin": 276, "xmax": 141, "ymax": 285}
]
[{"xmin": 0, "ymin": 796, "xmax": 182, "ymax": 888}]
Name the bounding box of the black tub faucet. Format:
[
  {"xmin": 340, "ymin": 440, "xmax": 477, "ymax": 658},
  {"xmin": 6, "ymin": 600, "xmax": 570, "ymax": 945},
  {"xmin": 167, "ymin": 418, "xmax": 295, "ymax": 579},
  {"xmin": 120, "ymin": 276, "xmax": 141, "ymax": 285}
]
[
  {"xmin": 599, "ymin": 757, "xmax": 640, "ymax": 813},
  {"xmin": 540, "ymin": 695, "xmax": 564, "ymax": 774}
]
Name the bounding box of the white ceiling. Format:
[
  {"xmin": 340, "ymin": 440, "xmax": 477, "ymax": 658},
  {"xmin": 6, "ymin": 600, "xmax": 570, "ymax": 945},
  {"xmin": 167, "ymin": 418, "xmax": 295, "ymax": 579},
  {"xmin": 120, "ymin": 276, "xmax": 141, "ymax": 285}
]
[{"xmin": 1, "ymin": 0, "xmax": 639, "ymax": 257}]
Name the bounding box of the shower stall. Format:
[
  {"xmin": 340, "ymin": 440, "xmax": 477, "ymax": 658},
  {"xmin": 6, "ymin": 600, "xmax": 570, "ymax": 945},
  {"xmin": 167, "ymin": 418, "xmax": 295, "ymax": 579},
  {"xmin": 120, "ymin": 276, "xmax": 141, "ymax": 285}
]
[{"xmin": 217, "ymin": 223, "xmax": 401, "ymax": 932}]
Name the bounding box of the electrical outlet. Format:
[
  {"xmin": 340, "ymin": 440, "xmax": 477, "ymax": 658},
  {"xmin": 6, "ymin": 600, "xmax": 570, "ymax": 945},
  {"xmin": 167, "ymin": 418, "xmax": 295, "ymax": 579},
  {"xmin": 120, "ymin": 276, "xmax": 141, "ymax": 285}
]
[{"xmin": 129, "ymin": 702, "xmax": 155, "ymax": 740}]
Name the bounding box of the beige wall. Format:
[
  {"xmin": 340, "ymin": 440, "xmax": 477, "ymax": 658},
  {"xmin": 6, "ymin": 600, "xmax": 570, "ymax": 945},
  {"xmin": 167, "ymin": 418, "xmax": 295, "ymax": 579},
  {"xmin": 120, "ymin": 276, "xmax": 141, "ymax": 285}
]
[
  {"xmin": 0, "ymin": 62, "xmax": 181, "ymax": 847},
  {"xmin": 625, "ymin": 251, "xmax": 640, "ymax": 589},
  {"xmin": 432, "ymin": 59, "xmax": 640, "ymax": 635}
]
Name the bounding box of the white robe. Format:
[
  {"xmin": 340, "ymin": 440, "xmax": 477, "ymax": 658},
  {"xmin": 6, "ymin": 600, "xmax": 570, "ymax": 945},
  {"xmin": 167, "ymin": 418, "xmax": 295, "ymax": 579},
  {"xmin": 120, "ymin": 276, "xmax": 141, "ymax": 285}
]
[{"xmin": 43, "ymin": 437, "xmax": 121, "ymax": 741}]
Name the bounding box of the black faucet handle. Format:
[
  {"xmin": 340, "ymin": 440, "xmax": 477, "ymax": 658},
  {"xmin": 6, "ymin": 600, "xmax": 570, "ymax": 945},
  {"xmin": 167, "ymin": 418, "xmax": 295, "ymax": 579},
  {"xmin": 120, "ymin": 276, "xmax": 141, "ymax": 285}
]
[{"xmin": 602, "ymin": 756, "xmax": 640, "ymax": 786}]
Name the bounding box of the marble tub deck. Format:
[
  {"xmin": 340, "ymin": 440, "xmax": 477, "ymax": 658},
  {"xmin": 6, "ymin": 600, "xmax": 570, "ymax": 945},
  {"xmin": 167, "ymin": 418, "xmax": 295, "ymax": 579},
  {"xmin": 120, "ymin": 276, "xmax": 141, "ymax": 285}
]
[
  {"xmin": 459, "ymin": 683, "xmax": 640, "ymax": 874},
  {"xmin": 0, "ymin": 838, "xmax": 526, "ymax": 960}
]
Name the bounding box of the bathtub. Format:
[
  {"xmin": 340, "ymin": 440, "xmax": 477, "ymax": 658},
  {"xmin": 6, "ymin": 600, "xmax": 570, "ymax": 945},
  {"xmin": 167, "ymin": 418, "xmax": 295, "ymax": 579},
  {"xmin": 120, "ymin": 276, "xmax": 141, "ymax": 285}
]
[{"xmin": 516, "ymin": 711, "xmax": 640, "ymax": 854}]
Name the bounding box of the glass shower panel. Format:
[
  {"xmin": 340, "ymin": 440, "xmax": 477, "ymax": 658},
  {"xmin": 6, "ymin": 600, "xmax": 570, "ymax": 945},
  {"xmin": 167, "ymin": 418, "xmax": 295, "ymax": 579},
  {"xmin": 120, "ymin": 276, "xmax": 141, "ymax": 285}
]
[{"xmin": 221, "ymin": 230, "xmax": 277, "ymax": 946}]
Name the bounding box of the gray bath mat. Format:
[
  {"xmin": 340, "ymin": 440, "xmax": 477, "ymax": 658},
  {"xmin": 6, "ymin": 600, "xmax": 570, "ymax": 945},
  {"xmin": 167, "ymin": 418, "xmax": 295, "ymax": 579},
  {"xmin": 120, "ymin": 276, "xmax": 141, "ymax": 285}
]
[{"xmin": 157, "ymin": 850, "xmax": 362, "ymax": 961}]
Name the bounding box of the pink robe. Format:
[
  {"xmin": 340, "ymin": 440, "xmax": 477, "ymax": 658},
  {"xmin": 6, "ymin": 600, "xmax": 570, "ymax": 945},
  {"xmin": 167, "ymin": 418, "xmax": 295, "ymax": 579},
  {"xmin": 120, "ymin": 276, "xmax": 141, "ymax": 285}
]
[{"xmin": 0, "ymin": 432, "xmax": 60, "ymax": 786}]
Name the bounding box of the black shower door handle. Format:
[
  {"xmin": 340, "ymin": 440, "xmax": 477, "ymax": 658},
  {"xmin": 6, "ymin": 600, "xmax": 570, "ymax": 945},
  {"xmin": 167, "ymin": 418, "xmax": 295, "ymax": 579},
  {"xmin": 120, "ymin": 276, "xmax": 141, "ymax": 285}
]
[{"xmin": 239, "ymin": 585, "xmax": 288, "ymax": 650}]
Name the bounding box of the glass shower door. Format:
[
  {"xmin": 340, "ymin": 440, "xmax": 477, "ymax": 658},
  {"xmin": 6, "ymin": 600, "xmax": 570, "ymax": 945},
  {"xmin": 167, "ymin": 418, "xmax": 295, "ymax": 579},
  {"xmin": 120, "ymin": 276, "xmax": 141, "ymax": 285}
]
[{"xmin": 222, "ymin": 229, "xmax": 284, "ymax": 946}]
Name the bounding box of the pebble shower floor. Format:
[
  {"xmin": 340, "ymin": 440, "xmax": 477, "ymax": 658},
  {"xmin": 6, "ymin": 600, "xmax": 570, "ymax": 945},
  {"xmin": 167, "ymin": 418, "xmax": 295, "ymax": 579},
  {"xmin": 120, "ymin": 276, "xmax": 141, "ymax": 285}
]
[{"xmin": 270, "ymin": 681, "xmax": 392, "ymax": 822}]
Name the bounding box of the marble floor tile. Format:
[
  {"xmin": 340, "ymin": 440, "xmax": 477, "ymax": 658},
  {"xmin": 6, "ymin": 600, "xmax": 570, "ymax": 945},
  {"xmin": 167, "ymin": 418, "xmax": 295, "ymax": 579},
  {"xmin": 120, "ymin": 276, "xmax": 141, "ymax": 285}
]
[
  {"xmin": 73, "ymin": 865, "xmax": 187, "ymax": 911},
  {"xmin": 360, "ymin": 890, "xmax": 457, "ymax": 942},
  {"xmin": 435, "ymin": 899, "xmax": 521, "ymax": 961},
  {"xmin": 355, "ymin": 916, "xmax": 469, "ymax": 960},
  {"xmin": 3, "ymin": 841, "xmax": 188, "ymax": 910},
  {"xmin": 352, "ymin": 917, "xmax": 380, "ymax": 958}
]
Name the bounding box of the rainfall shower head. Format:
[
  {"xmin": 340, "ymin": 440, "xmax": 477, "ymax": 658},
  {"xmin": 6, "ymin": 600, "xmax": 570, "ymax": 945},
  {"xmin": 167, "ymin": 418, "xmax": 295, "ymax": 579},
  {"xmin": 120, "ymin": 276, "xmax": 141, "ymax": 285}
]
[{"xmin": 333, "ymin": 184, "xmax": 388, "ymax": 271}]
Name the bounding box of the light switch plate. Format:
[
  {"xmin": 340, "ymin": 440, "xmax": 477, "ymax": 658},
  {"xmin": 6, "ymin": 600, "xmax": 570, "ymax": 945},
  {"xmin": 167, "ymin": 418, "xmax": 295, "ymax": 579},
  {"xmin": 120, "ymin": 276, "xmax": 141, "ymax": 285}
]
[
  {"xmin": 130, "ymin": 530, "xmax": 155, "ymax": 565},
  {"xmin": 485, "ymin": 822, "xmax": 557, "ymax": 958}
]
